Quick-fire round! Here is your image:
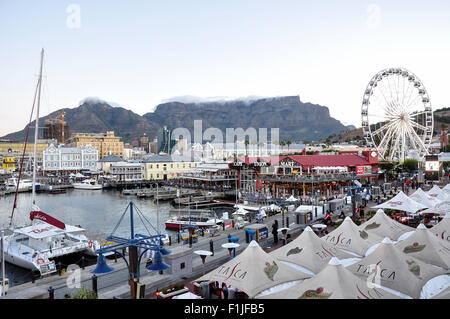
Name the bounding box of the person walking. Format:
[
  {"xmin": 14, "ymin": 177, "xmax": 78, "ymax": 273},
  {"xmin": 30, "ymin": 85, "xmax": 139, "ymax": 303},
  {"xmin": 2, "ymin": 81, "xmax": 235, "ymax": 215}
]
[
  {"xmin": 271, "ymin": 220, "xmax": 279, "ymax": 244},
  {"xmin": 209, "ymin": 239, "xmax": 214, "ymax": 256}
]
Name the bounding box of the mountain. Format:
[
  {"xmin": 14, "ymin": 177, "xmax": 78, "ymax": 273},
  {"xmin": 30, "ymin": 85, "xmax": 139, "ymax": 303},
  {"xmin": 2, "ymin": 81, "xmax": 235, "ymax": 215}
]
[
  {"xmin": 143, "ymin": 96, "xmax": 349, "ymax": 142},
  {"xmin": 1, "ymin": 96, "xmax": 351, "ymax": 143}
]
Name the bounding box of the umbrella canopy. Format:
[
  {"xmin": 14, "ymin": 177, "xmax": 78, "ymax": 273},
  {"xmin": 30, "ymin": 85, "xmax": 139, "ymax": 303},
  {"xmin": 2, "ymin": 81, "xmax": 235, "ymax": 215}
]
[
  {"xmin": 193, "ymin": 240, "xmax": 311, "ymax": 298},
  {"xmin": 359, "ymin": 209, "xmax": 414, "ymax": 241},
  {"xmin": 427, "ymin": 185, "xmax": 448, "ymax": 202},
  {"xmin": 269, "ymin": 226, "xmax": 355, "ymax": 274},
  {"xmin": 347, "ymin": 238, "xmax": 446, "ymax": 299},
  {"xmin": 232, "ymin": 207, "xmax": 249, "ymax": 215},
  {"xmin": 285, "ymin": 195, "xmax": 298, "ymax": 202},
  {"xmin": 269, "ymin": 204, "xmax": 281, "ymax": 211},
  {"xmin": 257, "ymin": 257, "xmax": 401, "ymax": 299},
  {"xmin": 322, "ymin": 217, "xmax": 383, "ymax": 256},
  {"xmin": 421, "ymin": 201, "xmax": 450, "ymax": 216},
  {"xmin": 409, "ymin": 188, "xmax": 441, "ymax": 208},
  {"xmin": 430, "ymin": 286, "xmax": 450, "ymax": 299},
  {"xmin": 430, "ymin": 212, "xmax": 450, "ymax": 244},
  {"xmin": 442, "ymin": 184, "xmax": 450, "ymax": 195},
  {"xmin": 373, "ymin": 191, "xmax": 428, "ymax": 214},
  {"xmin": 395, "ymin": 224, "xmax": 450, "ymax": 270},
  {"xmin": 172, "ymin": 292, "xmax": 202, "ymax": 299}
]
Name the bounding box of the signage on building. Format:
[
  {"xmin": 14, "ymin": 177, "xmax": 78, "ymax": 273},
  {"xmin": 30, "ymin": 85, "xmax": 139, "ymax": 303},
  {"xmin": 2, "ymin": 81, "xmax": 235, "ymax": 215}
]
[
  {"xmin": 425, "ymin": 161, "xmax": 439, "ymax": 172},
  {"xmin": 356, "ymin": 165, "xmax": 372, "ymax": 175}
]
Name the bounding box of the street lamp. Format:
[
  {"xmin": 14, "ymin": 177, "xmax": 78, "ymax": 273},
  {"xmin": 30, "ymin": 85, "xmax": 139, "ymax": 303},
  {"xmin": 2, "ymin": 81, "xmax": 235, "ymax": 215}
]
[{"xmin": 91, "ymin": 201, "xmax": 171, "ymax": 299}]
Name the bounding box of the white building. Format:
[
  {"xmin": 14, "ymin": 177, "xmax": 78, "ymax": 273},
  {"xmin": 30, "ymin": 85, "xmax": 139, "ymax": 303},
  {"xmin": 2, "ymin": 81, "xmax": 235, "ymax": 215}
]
[
  {"xmin": 43, "ymin": 144, "xmax": 98, "ymax": 173},
  {"xmin": 110, "ymin": 162, "xmax": 145, "ymax": 181}
]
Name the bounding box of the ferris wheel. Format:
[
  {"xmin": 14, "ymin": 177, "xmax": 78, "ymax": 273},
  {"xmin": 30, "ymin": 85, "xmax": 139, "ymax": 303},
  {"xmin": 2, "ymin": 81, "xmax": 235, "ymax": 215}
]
[{"xmin": 361, "ymin": 68, "xmax": 433, "ymax": 162}]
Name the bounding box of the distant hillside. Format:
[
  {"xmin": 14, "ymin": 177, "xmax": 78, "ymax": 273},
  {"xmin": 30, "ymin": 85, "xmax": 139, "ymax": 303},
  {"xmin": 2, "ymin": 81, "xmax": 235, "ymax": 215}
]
[{"xmin": 2, "ymin": 96, "xmax": 355, "ymax": 143}]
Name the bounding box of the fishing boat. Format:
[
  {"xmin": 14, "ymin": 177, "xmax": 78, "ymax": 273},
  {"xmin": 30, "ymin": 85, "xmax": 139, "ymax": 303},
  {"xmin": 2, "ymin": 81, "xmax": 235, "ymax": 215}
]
[
  {"xmin": 72, "ymin": 178, "xmax": 103, "ymax": 190},
  {"xmin": 165, "ymin": 209, "xmax": 223, "ymax": 231},
  {"xmin": 3, "ymin": 49, "xmax": 101, "ymax": 276}
]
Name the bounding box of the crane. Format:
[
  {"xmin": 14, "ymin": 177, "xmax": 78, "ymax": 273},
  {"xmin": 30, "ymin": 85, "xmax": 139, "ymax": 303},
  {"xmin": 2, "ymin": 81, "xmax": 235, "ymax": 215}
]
[{"xmin": 55, "ymin": 110, "xmax": 66, "ymax": 143}]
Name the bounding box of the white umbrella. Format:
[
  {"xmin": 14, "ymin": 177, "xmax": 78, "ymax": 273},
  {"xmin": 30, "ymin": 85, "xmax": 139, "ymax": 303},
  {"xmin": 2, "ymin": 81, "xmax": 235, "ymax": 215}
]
[
  {"xmin": 286, "ymin": 195, "xmax": 298, "ymax": 202},
  {"xmin": 359, "ymin": 209, "xmax": 414, "ymax": 241},
  {"xmin": 409, "ymin": 188, "xmax": 441, "ymax": 208},
  {"xmin": 194, "ymin": 240, "xmax": 311, "ymax": 298},
  {"xmin": 373, "ymin": 191, "xmax": 428, "ymax": 214},
  {"xmin": 172, "ymin": 291, "xmax": 202, "ymax": 299},
  {"xmin": 430, "ymin": 212, "xmax": 450, "ymax": 243},
  {"xmin": 427, "ymin": 185, "xmax": 449, "ymax": 202},
  {"xmin": 421, "ymin": 201, "xmax": 450, "ymax": 216}
]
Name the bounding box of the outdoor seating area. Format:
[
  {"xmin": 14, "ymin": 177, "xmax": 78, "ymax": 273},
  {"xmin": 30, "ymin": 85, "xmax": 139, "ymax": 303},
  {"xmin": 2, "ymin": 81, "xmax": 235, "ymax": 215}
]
[{"xmin": 186, "ymin": 184, "xmax": 450, "ymax": 299}]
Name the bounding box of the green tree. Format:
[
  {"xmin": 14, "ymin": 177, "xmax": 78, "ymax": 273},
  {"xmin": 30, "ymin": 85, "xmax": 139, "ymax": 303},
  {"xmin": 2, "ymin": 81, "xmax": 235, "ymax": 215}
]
[{"xmin": 401, "ymin": 159, "xmax": 418, "ymax": 172}]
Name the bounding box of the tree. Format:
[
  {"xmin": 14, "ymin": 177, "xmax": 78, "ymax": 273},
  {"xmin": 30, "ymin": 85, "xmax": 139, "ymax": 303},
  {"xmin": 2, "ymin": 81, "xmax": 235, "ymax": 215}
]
[
  {"xmin": 401, "ymin": 159, "xmax": 418, "ymax": 172},
  {"xmin": 286, "ymin": 140, "xmax": 292, "ymax": 152}
]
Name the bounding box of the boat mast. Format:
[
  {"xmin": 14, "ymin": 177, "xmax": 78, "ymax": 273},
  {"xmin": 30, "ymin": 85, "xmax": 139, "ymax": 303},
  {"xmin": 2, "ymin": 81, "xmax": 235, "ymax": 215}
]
[{"xmin": 32, "ymin": 48, "xmax": 44, "ymax": 208}]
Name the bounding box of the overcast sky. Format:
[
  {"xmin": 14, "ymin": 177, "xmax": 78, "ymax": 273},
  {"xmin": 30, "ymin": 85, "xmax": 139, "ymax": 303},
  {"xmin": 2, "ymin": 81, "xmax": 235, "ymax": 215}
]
[{"xmin": 1, "ymin": 0, "xmax": 449, "ymax": 137}]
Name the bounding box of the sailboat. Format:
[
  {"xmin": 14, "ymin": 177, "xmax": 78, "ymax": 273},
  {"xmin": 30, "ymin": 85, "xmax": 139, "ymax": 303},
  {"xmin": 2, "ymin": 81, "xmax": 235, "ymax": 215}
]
[{"xmin": 3, "ymin": 49, "xmax": 100, "ymax": 276}]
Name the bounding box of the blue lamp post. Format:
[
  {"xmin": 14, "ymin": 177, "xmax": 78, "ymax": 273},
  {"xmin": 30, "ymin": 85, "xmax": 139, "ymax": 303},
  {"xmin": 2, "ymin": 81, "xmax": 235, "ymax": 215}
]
[{"xmin": 91, "ymin": 201, "xmax": 170, "ymax": 298}]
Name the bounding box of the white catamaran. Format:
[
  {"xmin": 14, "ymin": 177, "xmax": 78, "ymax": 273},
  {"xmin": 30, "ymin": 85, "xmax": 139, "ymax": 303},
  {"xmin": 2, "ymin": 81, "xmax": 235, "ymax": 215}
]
[{"xmin": 3, "ymin": 49, "xmax": 100, "ymax": 276}]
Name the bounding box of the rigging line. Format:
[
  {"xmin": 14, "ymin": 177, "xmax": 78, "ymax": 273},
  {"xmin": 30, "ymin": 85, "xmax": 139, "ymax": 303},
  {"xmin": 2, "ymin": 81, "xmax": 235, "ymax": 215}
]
[
  {"xmin": 133, "ymin": 204, "xmax": 156, "ymax": 237},
  {"xmin": 134, "ymin": 205, "xmax": 158, "ymax": 234},
  {"xmin": 9, "ymin": 78, "xmax": 40, "ymax": 228},
  {"xmin": 110, "ymin": 202, "xmax": 131, "ymax": 237}
]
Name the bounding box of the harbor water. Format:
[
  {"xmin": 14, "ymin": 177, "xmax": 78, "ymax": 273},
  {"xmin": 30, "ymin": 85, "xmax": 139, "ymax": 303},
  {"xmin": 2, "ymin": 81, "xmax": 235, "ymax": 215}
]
[{"xmin": 0, "ymin": 188, "xmax": 177, "ymax": 286}]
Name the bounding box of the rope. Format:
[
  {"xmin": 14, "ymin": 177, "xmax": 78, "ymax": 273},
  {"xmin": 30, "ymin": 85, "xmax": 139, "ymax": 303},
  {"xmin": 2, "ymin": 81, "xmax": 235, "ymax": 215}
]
[
  {"xmin": 9, "ymin": 78, "xmax": 40, "ymax": 228},
  {"xmin": 109, "ymin": 202, "xmax": 131, "ymax": 237}
]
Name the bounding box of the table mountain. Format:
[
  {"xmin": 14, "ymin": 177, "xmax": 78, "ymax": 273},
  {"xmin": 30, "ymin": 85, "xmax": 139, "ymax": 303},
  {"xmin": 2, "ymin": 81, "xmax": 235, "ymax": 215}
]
[{"xmin": 2, "ymin": 96, "xmax": 351, "ymax": 143}]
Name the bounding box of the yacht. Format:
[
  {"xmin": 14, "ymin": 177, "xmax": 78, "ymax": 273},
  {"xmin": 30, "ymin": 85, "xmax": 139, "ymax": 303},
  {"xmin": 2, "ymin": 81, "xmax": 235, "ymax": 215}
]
[
  {"xmin": 72, "ymin": 178, "xmax": 103, "ymax": 190},
  {"xmin": 6, "ymin": 178, "xmax": 35, "ymax": 192},
  {"xmin": 3, "ymin": 216, "xmax": 100, "ymax": 275},
  {"xmin": 165, "ymin": 209, "xmax": 223, "ymax": 231},
  {"xmin": 4, "ymin": 49, "xmax": 100, "ymax": 276}
]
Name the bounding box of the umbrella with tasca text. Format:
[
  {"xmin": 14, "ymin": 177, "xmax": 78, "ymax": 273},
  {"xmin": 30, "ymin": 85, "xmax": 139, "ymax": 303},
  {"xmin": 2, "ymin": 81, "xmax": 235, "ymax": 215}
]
[
  {"xmin": 359, "ymin": 209, "xmax": 414, "ymax": 241},
  {"xmin": 395, "ymin": 223, "xmax": 450, "ymax": 270},
  {"xmin": 321, "ymin": 217, "xmax": 383, "ymax": 257},
  {"xmin": 269, "ymin": 226, "xmax": 357, "ymax": 275},
  {"xmin": 347, "ymin": 238, "xmax": 446, "ymax": 299},
  {"xmin": 256, "ymin": 257, "xmax": 401, "ymax": 299},
  {"xmin": 373, "ymin": 191, "xmax": 428, "ymax": 214},
  {"xmin": 430, "ymin": 212, "xmax": 450, "ymax": 244},
  {"xmin": 427, "ymin": 185, "xmax": 448, "ymax": 202},
  {"xmin": 409, "ymin": 188, "xmax": 441, "ymax": 209},
  {"xmin": 193, "ymin": 240, "xmax": 311, "ymax": 298}
]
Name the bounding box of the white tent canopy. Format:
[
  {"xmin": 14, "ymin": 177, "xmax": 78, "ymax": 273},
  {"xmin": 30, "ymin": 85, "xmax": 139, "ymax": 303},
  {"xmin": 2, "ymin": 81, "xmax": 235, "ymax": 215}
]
[
  {"xmin": 257, "ymin": 257, "xmax": 401, "ymax": 299},
  {"xmin": 409, "ymin": 188, "xmax": 441, "ymax": 209},
  {"xmin": 442, "ymin": 184, "xmax": 450, "ymax": 195},
  {"xmin": 421, "ymin": 201, "xmax": 450, "ymax": 216},
  {"xmin": 427, "ymin": 185, "xmax": 449, "ymax": 202},
  {"xmin": 285, "ymin": 195, "xmax": 299, "ymax": 202},
  {"xmin": 430, "ymin": 212, "xmax": 450, "ymax": 243},
  {"xmin": 269, "ymin": 226, "xmax": 357, "ymax": 274},
  {"xmin": 232, "ymin": 207, "xmax": 250, "ymax": 216},
  {"xmin": 321, "ymin": 217, "xmax": 383, "ymax": 256},
  {"xmin": 347, "ymin": 238, "xmax": 446, "ymax": 299},
  {"xmin": 373, "ymin": 191, "xmax": 428, "ymax": 214},
  {"xmin": 359, "ymin": 209, "xmax": 414, "ymax": 241},
  {"xmin": 193, "ymin": 240, "xmax": 311, "ymax": 298},
  {"xmin": 172, "ymin": 292, "xmax": 202, "ymax": 299},
  {"xmin": 395, "ymin": 224, "xmax": 450, "ymax": 270}
]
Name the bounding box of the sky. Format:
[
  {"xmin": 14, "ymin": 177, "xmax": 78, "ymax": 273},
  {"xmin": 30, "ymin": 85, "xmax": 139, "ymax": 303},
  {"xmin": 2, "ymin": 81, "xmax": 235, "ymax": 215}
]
[{"xmin": 1, "ymin": 0, "xmax": 449, "ymax": 137}]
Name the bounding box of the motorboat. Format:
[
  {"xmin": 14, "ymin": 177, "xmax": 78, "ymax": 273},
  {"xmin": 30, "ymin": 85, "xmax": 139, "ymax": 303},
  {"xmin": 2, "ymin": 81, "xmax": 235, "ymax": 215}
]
[
  {"xmin": 165, "ymin": 210, "xmax": 223, "ymax": 231},
  {"xmin": 72, "ymin": 178, "xmax": 103, "ymax": 190},
  {"xmin": 6, "ymin": 178, "xmax": 35, "ymax": 192}
]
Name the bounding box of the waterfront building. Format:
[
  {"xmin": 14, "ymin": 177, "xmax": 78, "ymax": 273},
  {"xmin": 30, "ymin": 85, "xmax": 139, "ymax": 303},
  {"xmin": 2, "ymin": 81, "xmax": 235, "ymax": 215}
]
[
  {"xmin": 66, "ymin": 131, "xmax": 124, "ymax": 159},
  {"xmin": 179, "ymin": 162, "xmax": 238, "ymax": 189},
  {"xmin": 0, "ymin": 140, "xmax": 48, "ymax": 156},
  {"xmin": 97, "ymin": 154, "xmax": 125, "ymax": 173},
  {"xmin": 1, "ymin": 156, "xmax": 16, "ymax": 173},
  {"xmin": 230, "ymin": 151, "xmax": 379, "ymax": 197},
  {"xmin": 110, "ymin": 162, "xmax": 145, "ymax": 182},
  {"xmin": 42, "ymin": 143, "xmax": 98, "ymax": 173},
  {"xmin": 142, "ymin": 154, "xmax": 200, "ymax": 180}
]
